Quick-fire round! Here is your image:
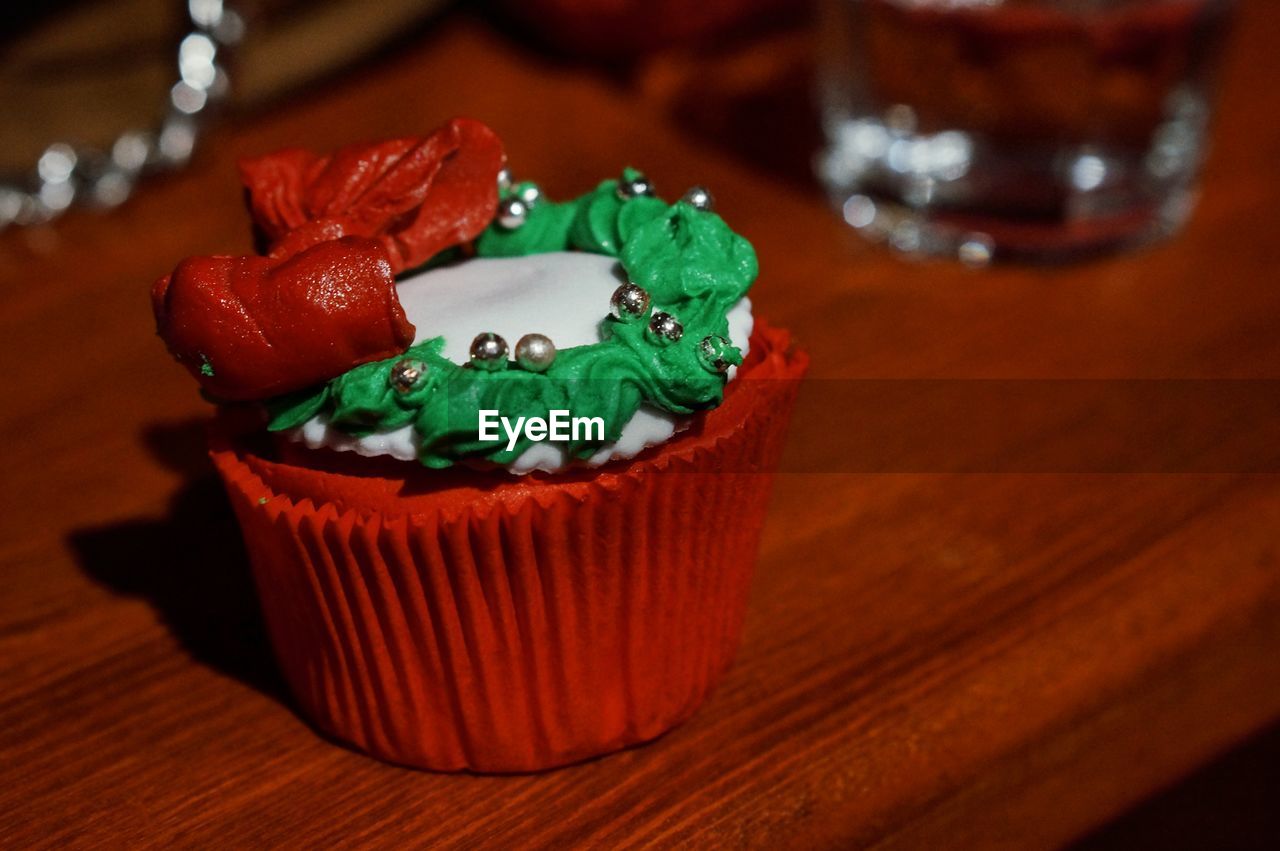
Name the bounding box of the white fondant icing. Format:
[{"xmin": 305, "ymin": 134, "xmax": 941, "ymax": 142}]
[{"xmin": 289, "ymin": 251, "xmax": 753, "ymax": 473}]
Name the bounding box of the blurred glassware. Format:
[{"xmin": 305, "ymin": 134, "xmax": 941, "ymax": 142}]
[
  {"xmin": 816, "ymin": 0, "xmax": 1237, "ymax": 263},
  {"xmin": 0, "ymin": 1, "xmax": 242, "ymax": 229},
  {"xmin": 0, "ymin": 0, "xmax": 447, "ymax": 231}
]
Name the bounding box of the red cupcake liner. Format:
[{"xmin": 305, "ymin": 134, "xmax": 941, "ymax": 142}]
[{"xmin": 210, "ymin": 320, "xmax": 808, "ymax": 772}]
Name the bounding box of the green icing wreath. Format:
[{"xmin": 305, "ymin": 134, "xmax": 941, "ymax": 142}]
[{"xmin": 264, "ymin": 169, "xmax": 758, "ymax": 468}]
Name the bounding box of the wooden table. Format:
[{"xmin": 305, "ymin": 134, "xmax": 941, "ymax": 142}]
[{"xmin": 4, "ymin": 2, "xmax": 1279, "ymax": 847}]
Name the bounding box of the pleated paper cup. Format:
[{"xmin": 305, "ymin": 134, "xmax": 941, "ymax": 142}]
[{"xmin": 209, "ymin": 321, "xmax": 807, "ymax": 772}]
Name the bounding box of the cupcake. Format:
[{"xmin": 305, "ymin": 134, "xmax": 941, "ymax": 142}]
[{"xmin": 152, "ymin": 117, "xmax": 807, "ymax": 772}]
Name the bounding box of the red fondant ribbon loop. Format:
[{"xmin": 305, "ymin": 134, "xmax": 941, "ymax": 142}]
[
  {"xmin": 152, "ymin": 237, "xmax": 415, "ymax": 401},
  {"xmin": 239, "ymin": 117, "xmax": 506, "ymax": 274}
]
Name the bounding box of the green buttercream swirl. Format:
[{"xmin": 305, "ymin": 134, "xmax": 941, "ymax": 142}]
[{"xmin": 265, "ymin": 169, "xmax": 754, "ymax": 468}]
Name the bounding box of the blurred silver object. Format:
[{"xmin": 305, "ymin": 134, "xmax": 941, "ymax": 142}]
[
  {"xmin": 681, "ymin": 185, "xmax": 715, "ymax": 212},
  {"xmin": 0, "ymin": 1, "xmax": 243, "ymax": 230},
  {"xmin": 816, "ymin": 0, "xmax": 1237, "ymax": 262},
  {"xmin": 496, "ymin": 196, "xmax": 529, "ymax": 230},
  {"xmin": 514, "ymin": 333, "xmax": 557, "ymax": 373},
  {"xmin": 388, "ymin": 358, "xmax": 429, "ymax": 393}
]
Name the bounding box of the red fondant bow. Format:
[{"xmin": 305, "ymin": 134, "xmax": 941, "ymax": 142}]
[{"xmin": 152, "ymin": 117, "xmax": 506, "ymax": 401}]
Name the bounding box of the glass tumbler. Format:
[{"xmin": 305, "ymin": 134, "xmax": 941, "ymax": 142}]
[{"xmin": 816, "ymin": 0, "xmax": 1236, "ymax": 263}]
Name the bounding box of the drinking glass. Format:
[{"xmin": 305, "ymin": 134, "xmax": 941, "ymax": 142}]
[{"xmin": 816, "ymin": 0, "xmax": 1237, "ymax": 263}]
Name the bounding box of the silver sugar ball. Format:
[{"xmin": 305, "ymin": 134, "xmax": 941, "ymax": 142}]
[
  {"xmin": 697, "ymin": 335, "xmax": 732, "ymax": 373},
  {"xmin": 514, "ymin": 333, "xmax": 557, "ymax": 372},
  {"xmin": 517, "ymin": 183, "xmax": 542, "ymax": 207},
  {"xmin": 497, "ymin": 167, "xmax": 512, "ymax": 192},
  {"xmin": 681, "ymin": 185, "xmax": 715, "ymax": 212},
  {"xmin": 388, "ymin": 358, "xmax": 429, "ymax": 393},
  {"xmin": 497, "ymin": 196, "xmax": 528, "ymax": 230},
  {"xmin": 616, "ymin": 172, "xmax": 655, "ymax": 200},
  {"xmin": 609, "ymin": 283, "xmax": 651, "ymax": 321},
  {"xmin": 648, "ymin": 311, "xmax": 683, "ymax": 344},
  {"xmin": 469, "ymin": 332, "xmax": 509, "ymax": 370}
]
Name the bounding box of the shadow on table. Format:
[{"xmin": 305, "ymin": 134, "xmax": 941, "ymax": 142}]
[
  {"xmin": 1071, "ymin": 718, "xmax": 1280, "ymax": 851},
  {"xmin": 66, "ymin": 418, "xmax": 289, "ymax": 705}
]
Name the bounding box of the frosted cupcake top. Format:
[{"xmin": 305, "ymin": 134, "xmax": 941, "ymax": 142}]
[
  {"xmin": 286, "ymin": 252, "xmax": 753, "ymax": 473},
  {"xmin": 152, "ymin": 119, "xmax": 759, "ymax": 474}
]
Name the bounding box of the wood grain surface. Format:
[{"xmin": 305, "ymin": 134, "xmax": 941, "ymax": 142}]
[{"xmin": 3, "ymin": 2, "xmax": 1280, "ymax": 847}]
